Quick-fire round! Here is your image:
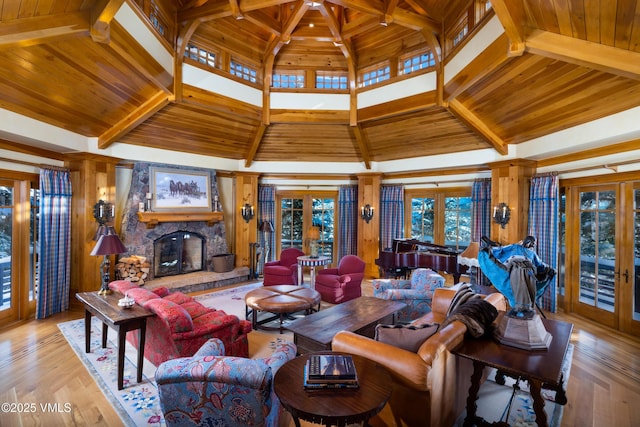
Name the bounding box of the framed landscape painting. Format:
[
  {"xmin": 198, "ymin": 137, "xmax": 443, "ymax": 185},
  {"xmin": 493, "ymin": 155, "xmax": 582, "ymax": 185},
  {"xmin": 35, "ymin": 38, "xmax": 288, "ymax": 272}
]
[{"xmin": 150, "ymin": 167, "xmax": 212, "ymax": 212}]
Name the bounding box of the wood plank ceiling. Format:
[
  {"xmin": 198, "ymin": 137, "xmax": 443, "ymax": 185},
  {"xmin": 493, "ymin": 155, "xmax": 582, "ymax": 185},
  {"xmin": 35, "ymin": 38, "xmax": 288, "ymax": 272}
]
[{"xmin": 0, "ymin": 0, "xmax": 640, "ymax": 169}]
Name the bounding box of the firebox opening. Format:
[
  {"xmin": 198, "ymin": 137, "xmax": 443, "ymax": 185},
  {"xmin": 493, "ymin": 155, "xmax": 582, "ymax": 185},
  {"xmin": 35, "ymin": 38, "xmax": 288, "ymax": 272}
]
[{"xmin": 154, "ymin": 231, "xmax": 205, "ymax": 278}]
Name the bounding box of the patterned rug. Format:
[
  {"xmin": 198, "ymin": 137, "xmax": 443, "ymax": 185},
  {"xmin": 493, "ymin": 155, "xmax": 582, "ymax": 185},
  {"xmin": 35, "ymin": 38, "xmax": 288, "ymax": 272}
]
[{"xmin": 58, "ymin": 282, "xmax": 288, "ymax": 427}]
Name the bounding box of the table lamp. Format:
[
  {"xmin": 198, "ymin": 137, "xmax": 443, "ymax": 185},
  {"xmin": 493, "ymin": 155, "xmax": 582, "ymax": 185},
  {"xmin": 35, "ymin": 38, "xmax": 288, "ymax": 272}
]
[
  {"xmin": 91, "ymin": 226, "xmax": 128, "ymax": 295},
  {"xmin": 308, "ymin": 226, "xmax": 321, "ymax": 258}
]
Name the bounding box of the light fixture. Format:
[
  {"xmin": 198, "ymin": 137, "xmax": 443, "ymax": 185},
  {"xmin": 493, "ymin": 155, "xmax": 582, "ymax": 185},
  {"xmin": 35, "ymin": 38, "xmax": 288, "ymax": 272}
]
[
  {"xmin": 90, "ymin": 227, "xmax": 128, "ymax": 295},
  {"xmin": 307, "ymin": 226, "xmax": 321, "ymax": 258},
  {"xmin": 259, "ymin": 221, "xmax": 274, "ymax": 263},
  {"xmin": 458, "ymin": 242, "xmax": 480, "ymax": 287},
  {"xmin": 93, "ymin": 200, "xmax": 115, "ymax": 240},
  {"xmin": 493, "ymin": 203, "xmax": 511, "ymax": 228},
  {"xmin": 361, "ymin": 204, "xmax": 374, "ymax": 223},
  {"xmin": 241, "ymin": 203, "xmax": 254, "ymax": 223}
]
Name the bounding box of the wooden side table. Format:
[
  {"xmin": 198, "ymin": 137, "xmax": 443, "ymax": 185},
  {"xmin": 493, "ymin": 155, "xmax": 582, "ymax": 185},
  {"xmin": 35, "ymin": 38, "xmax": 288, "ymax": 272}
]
[
  {"xmin": 297, "ymin": 255, "xmax": 331, "ymax": 289},
  {"xmin": 453, "ymin": 315, "xmax": 573, "ymax": 427},
  {"xmin": 76, "ymin": 291, "xmax": 154, "ymax": 390},
  {"xmin": 274, "ymin": 352, "xmax": 392, "ymax": 427}
]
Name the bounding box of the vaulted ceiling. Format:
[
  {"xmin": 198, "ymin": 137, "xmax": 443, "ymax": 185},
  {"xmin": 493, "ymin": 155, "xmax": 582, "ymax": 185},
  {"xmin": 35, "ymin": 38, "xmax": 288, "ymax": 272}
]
[{"xmin": 1, "ymin": 0, "xmax": 640, "ymax": 170}]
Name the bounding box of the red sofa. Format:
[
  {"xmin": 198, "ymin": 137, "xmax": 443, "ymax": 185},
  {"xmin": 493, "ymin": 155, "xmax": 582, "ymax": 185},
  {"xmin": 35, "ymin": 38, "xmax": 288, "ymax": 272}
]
[{"xmin": 109, "ymin": 280, "xmax": 251, "ymax": 366}]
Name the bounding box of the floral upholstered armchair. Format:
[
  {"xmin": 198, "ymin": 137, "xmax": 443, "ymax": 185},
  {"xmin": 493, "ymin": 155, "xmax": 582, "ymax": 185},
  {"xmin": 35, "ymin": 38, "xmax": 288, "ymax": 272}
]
[
  {"xmin": 156, "ymin": 338, "xmax": 297, "ymax": 427},
  {"xmin": 373, "ymin": 268, "xmax": 445, "ymax": 323}
]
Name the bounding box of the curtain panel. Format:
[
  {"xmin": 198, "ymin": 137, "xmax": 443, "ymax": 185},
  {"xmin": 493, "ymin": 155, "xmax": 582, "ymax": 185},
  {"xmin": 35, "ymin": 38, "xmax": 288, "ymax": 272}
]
[
  {"xmin": 36, "ymin": 168, "xmax": 72, "ymax": 319},
  {"xmin": 528, "ymin": 173, "xmax": 559, "ymax": 313},
  {"xmin": 257, "ymin": 185, "xmax": 276, "ymax": 274},
  {"xmin": 471, "ymin": 178, "xmax": 492, "ymax": 286},
  {"xmin": 380, "ymin": 185, "xmax": 404, "ymax": 252},
  {"xmin": 337, "ymin": 185, "xmax": 358, "ymax": 259}
]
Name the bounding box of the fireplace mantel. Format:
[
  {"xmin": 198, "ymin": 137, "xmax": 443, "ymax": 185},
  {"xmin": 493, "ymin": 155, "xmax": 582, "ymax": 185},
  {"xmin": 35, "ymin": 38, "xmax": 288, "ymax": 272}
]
[{"xmin": 137, "ymin": 211, "xmax": 223, "ymax": 229}]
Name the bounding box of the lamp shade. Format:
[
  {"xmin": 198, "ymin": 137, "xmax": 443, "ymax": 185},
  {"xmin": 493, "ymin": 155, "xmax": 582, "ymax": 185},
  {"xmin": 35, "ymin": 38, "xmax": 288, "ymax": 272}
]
[
  {"xmin": 259, "ymin": 221, "xmax": 274, "ymax": 232},
  {"xmin": 90, "ymin": 233, "xmax": 128, "ymax": 256},
  {"xmin": 307, "ymin": 226, "xmax": 320, "ymax": 240},
  {"xmin": 458, "ymin": 241, "xmax": 480, "ymax": 267}
]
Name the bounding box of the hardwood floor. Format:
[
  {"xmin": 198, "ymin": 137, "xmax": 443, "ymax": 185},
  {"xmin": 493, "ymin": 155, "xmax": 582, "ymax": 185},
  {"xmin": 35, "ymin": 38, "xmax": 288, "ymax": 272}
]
[{"xmin": 1, "ymin": 282, "xmax": 639, "ymax": 426}]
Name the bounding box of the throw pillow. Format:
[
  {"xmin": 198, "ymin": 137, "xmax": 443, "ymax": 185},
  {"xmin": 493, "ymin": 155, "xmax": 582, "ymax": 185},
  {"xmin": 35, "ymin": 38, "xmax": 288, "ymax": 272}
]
[{"xmin": 374, "ymin": 323, "xmax": 440, "ymax": 352}]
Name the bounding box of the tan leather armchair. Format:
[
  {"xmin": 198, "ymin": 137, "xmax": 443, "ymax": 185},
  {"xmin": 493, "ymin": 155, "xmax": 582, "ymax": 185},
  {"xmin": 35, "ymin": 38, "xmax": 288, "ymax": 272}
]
[{"xmin": 331, "ymin": 287, "xmax": 507, "ymax": 427}]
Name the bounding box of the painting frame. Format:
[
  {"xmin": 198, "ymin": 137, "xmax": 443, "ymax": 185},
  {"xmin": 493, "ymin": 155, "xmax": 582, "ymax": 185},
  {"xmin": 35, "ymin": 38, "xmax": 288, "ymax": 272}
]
[{"xmin": 149, "ymin": 167, "xmax": 212, "ymax": 212}]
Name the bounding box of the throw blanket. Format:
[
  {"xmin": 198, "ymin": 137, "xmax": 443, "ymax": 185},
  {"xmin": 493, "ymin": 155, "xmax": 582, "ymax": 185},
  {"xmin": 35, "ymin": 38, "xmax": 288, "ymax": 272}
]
[{"xmin": 442, "ymin": 285, "xmax": 498, "ymax": 337}]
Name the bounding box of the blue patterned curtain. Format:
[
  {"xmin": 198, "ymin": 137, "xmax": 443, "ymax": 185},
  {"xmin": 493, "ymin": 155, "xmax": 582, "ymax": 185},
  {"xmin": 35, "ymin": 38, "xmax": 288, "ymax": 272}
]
[
  {"xmin": 380, "ymin": 185, "xmax": 404, "ymax": 251},
  {"xmin": 36, "ymin": 167, "xmax": 72, "ymax": 319},
  {"xmin": 471, "ymin": 178, "xmax": 492, "ymax": 286},
  {"xmin": 338, "ymin": 185, "xmax": 358, "ymax": 259},
  {"xmin": 258, "ymin": 185, "xmax": 276, "ymax": 274},
  {"xmin": 528, "ymin": 173, "xmax": 559, "ymax": 312}
]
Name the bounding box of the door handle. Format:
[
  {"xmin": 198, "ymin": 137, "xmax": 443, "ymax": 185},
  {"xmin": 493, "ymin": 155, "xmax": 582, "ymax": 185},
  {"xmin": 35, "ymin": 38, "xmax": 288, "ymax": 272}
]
[{"xmin": 615, "ymin": 269, "xmax": 630, "ymax": 283}]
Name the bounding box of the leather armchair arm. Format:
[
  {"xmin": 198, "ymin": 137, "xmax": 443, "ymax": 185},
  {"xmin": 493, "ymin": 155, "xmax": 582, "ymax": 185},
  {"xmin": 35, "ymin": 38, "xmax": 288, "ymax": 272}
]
[{"xmin": 332, "ymin": 331, "xmax": 431, "ymax": 391}]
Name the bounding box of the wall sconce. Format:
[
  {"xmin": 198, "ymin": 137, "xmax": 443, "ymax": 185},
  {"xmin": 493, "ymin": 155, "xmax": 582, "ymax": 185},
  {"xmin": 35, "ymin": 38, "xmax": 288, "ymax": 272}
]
[
  {"xmin": 241, "ymin": 203, "xmax": 254, "ymax": 223},
  {"xmin": 361, "ymin": 204, "xmax": 374, "ymax": 223},
  {"xmin": 493, "ymin": 203, "xmax": 511, "ymax": 228}
]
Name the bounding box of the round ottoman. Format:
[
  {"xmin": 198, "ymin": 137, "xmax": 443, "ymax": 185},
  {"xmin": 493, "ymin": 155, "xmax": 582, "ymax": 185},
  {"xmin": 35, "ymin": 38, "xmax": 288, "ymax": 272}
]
[{"xmin": 245, "ymin": 285, "xmax": 321, "ymax": 333}]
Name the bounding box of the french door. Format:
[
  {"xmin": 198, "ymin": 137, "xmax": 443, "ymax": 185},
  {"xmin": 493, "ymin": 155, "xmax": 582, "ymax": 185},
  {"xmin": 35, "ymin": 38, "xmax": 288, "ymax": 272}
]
[
  {"xmin": 277, "ymin": 192, "xmax": 336, "ymax": 263},
  {"xmin": 0, "ymin": 180, "xmax": 38, "ymax": 325},
  {"xmin": 568, "ymin": 183, "xmax": 640, "ymax": 335}
]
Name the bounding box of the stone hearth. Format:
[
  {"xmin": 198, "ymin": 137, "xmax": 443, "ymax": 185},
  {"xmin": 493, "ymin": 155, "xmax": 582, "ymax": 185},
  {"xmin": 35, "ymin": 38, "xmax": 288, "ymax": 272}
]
[{"xmin": 143, "ymin": 268, "xmax": 251, "ymax": 294}]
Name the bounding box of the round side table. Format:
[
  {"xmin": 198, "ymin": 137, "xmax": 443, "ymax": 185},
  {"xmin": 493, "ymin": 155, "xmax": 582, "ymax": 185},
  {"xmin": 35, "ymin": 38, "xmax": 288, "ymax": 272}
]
[
  {"xmin": 274, "ymin": 352, "xmax": 392, "ymax": 427},
  {"xmin": 297, "ymin": 255, "xmax": 331, "ymax": 289}
]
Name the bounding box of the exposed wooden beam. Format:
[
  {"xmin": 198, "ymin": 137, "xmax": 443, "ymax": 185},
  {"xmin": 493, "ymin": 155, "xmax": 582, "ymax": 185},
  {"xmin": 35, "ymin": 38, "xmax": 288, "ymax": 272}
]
[
  {"xmin": 352, "ymin": 124, "xmax": 372, "ymax": 169},
  {"xmin": 525, "ymin": 29, "xmax": 640, "ymax": 81},
  {"xmin": 448, "ymin": 99, "xmax": 508, "ymax": 155},
  {"xmin": 358, "ymin": 92, "xmax": 437, "ymax": 122},
  {"xmin": 0, "ymin": 140, "xmax": 66, "ymax": 161},
  {"xmin": 330, "ymin": 0, "xmax": 438, "ymax": 31},
  {"xmin": 90, "ymin": 0, "xmax": 125, "ymax": 43},
  {"xmin": 98, "ymin": 91, "xmax": 171, "ymax": 149},
  {"xmin": 491, "ymin": 0, "xmax": 526, "ymax": 56},
  {"xmin": 178, "ymin": 0, "xmax": 292, "ymax": 22},
  {"xmin": 245, "ymin": 123, "xmax": 268, "ymax": 167},
  {"xmin": 0, "ymin": 12, "xmax": 90, "ymax": 49},
  {"xmin": 444, "ymin": 34, "xmax": 511, "ymax": 101},
  {"xmin": 536, "ymin": 138, "xmax": 640, "ymax": 168}
]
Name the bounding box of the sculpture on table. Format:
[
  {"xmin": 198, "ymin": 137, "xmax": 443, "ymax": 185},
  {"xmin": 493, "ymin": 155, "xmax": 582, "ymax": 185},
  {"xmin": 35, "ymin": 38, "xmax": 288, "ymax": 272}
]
[{"xmin": 477, "ymin": 235, "xmax": 555, "ymax": 350}]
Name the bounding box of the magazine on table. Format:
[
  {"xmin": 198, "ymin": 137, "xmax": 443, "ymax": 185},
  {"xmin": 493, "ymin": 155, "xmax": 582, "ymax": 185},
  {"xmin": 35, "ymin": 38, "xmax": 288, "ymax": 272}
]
[{"xmin": 304, "ymin": 354, "xmax": 359, "ymax": 389}]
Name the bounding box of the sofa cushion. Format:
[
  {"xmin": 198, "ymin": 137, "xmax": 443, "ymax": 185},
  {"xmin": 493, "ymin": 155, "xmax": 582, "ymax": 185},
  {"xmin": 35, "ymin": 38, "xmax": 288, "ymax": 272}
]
[
  {"xmin": 374, "ymin": 323, "xmax": 440, "ymax": 352},
  {"xmin": 125, "ymin": 287, "xmax": 161, "ymax": 306},
  {"xmin": 164, "ymin": 292, "xmax": 193, "ymax": 305},
  {"xmin": 180, "ymin": 300, "xmax": 212, "ymax": 319}
]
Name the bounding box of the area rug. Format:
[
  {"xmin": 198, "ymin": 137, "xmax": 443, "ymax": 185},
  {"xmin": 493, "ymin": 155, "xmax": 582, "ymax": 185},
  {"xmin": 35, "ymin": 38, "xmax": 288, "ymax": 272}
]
[
  {"xmin": 58, "ymin": 282, "xmax": 293, "ymax": 426},
  {"xmin": 453, "ymin": 343, "xmax": 574, "ymax": 427}
]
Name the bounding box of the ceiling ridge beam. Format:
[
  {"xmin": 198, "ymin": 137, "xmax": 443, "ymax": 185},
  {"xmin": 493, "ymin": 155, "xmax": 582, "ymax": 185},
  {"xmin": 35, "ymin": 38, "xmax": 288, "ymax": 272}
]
[{"xmin": 525, "ymin": 29, "xmax": 640, "ymax": 81}]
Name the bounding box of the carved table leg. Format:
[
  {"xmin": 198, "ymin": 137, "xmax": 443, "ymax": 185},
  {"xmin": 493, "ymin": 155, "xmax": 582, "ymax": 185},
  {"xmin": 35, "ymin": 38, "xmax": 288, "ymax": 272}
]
[
  {"xmin": 529, "ymin": 379, "xmax": 549, "ymax": 427},
  {"xmin": 463, "ymin": 360, "xmax": 485, "ymax": 427}
]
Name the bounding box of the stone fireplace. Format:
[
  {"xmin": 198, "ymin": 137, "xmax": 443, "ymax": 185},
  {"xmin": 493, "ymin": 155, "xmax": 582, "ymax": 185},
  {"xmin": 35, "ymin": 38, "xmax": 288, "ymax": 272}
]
[{"xmin": 118, "ymin": 162, "xmax": 248, "ymax": 291}]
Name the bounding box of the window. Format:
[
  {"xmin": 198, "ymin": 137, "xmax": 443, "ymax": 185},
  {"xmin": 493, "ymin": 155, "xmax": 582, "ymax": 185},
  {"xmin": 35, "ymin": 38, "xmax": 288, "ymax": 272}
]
[
  {"xmin": 316, "ymin": 71, "xmax": 348, "ymax": 89},
  {"xmin": 273, "ymin": 71, "xmax": 305, "ymax": 89},
  {"xmin": 359, "ymin": 63, "xmax": 390, "ymax": 88},
  {"xmin": 149, "ymin": 1, "xmax": 167, "ymax": 36},
  {"xmin": 449, "ymin": 14, "xmax": 469, "ymax": 48},
  {"xmin": 230, "ymin": 60, "xmax": 258, "ymax": 83},
  {"xmin": 184, "ymin": 44, "xmax": 216, "ymax": 69},
  {"xmin": 399, "ymin": 50, "xmax": 435, "ymax": 75},
  {"xmin": 408, "ymin": 190, "xmax": 472, "ymax": 251}
]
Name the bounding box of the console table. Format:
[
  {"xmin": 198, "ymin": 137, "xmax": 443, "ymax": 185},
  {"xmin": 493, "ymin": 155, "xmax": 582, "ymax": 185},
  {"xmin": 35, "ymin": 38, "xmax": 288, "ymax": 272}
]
[
  {"xmin": 453, "ymin": 315, "xmax": 573, "ymax": 427},
  {"xmin": 76, "ymin": 291, "xmax": 154, "ymax": 390}
]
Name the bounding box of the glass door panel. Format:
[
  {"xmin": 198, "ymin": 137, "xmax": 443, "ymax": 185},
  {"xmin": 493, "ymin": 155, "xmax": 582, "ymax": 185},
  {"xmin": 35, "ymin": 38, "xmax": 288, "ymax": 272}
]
[
  {"xmin": 312, "ymin": 198, "xmax": 334, "ymax": 260},
  {"xmin": 0, "ymin": 184, "xmax": 14, "ymax": 315},
  {"xmin": 281, "ymin": 198, "xmax": 303, "ymax": 250}
]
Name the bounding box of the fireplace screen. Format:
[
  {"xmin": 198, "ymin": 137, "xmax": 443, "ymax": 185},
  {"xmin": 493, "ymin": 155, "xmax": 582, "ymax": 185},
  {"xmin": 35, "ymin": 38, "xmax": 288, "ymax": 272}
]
[{"xmin": 154, "ymin": 231, "xmax": 205, "ymax": 278}]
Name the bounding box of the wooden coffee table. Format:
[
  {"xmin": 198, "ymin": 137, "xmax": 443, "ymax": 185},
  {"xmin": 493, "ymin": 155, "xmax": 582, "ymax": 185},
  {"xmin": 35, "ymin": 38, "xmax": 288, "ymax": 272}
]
[
  {"xmin": 274, "ymin": 352, "xmax": 392, "ymax": 427},
  {"xmin": 76, "ymin": 291, "xmax": 154, "ymax": 390},
  {"xmin": 285, "ymin": 296, "xmax": 406, "ymax": 354}
]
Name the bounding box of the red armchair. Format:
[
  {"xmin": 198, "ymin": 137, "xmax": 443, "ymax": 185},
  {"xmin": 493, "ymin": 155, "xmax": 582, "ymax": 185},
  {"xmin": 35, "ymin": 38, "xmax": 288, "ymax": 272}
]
[
  {"xmin": 263, "ymin": 247, "xmax": 305, "ymax": 286},
  {"xmin": 315, "ymin": 255, "xmax": 365, "ymax": 303}
]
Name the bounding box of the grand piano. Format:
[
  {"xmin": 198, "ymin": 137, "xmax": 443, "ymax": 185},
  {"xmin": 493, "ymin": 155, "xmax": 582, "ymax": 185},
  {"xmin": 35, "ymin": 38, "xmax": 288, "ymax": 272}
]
[{"xmin": 375, "ymin": 238, "xmax": 468, "ymax": 283}]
